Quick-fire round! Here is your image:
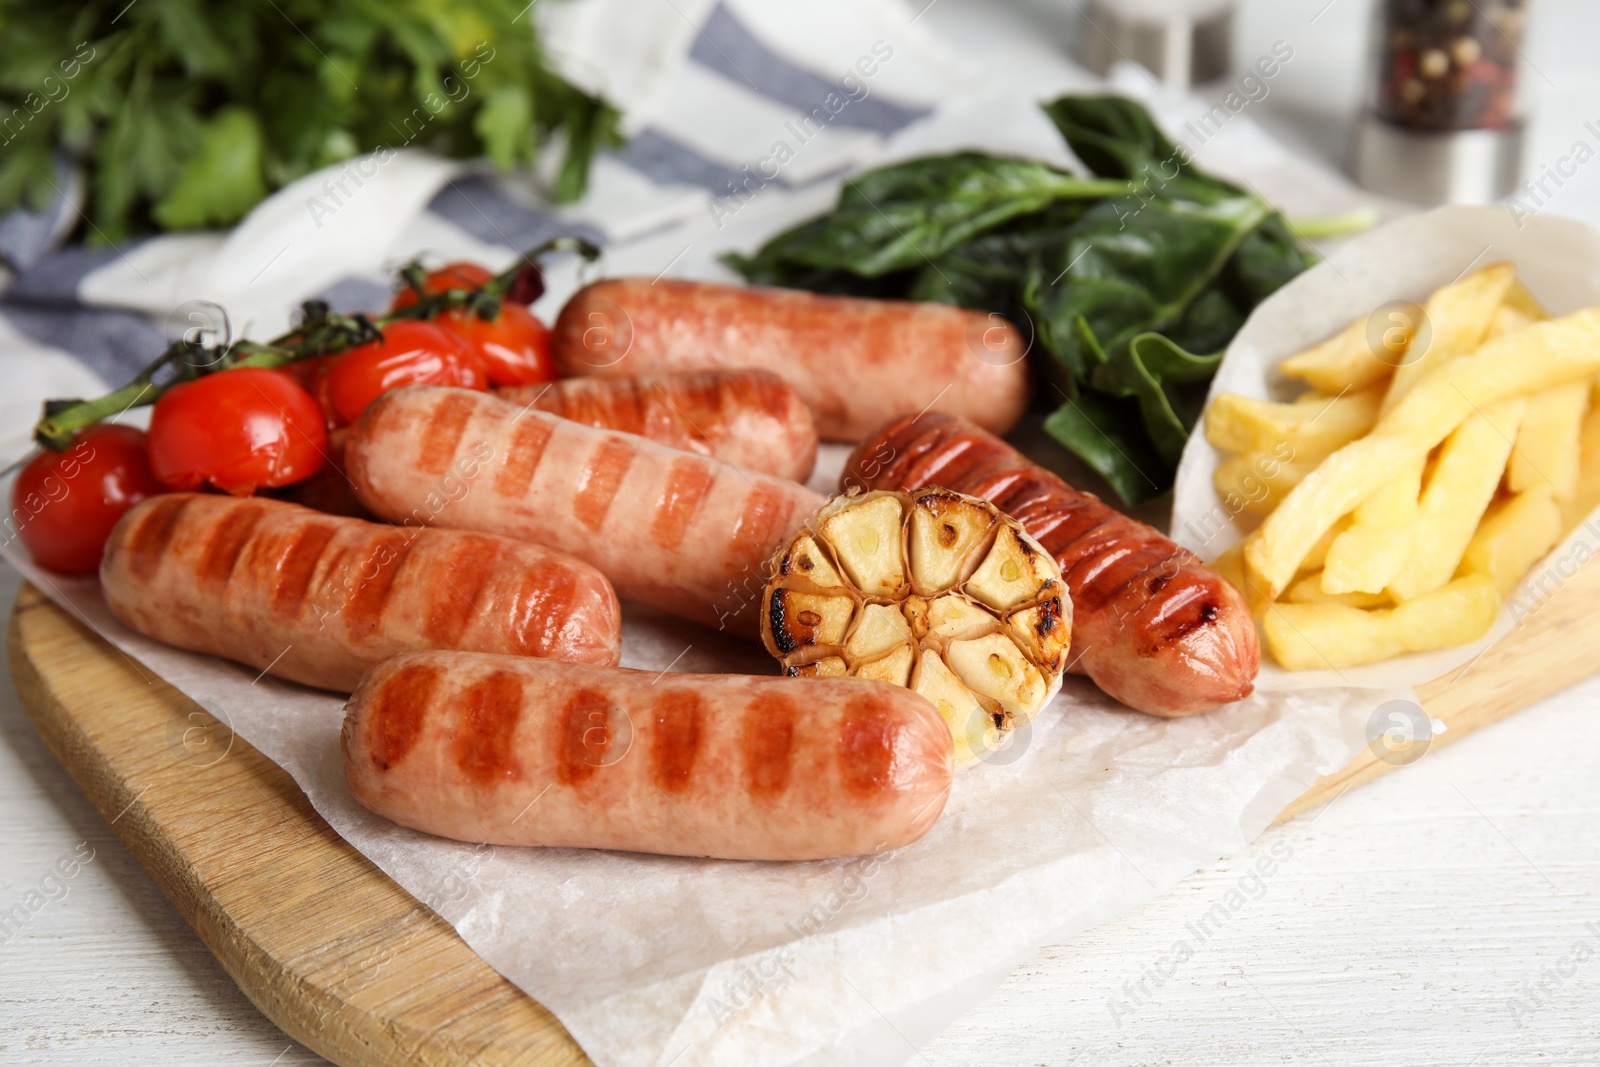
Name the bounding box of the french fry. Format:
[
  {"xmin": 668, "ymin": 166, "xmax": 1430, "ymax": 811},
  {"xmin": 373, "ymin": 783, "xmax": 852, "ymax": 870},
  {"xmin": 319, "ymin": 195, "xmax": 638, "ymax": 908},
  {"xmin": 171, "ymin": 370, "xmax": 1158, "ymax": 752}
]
[
  {"xmin": 1319, "ymin": 457, "xmax": 1426, "ymax": 594},
  {"xmin": 1388, "ymin": 399, "xmax": 1527, "ymax": 601},
  {"xmin": 1262, "ymin": 575, "xmax": 1500, "ymax": 670},
  {"xmin": 1213, "ymin": 450, "xmax": 1310, "ymax": 518},
  {"xmin": 1301, "ymin": 517, "xmax": 1349, "ymax": 573},
  {"xmin": 1380, "ymin": 262, "xmax": 1516, "ymax": 415},
  {"xmin": 1277, "ymin": 318, "xmax": 1396, "ymax": 395},
  {"xmin": 1286, "ymin": 572, "xmax": 1392, "ymax": 609},
  {"xmin": 1503, "ymin": 279, "xmax": 1550, "ymax": 319},
  {"xmin": 1490, "ymin": 304, "xmax": 1539, "ymax": 339},
  {"xmin": 1461, "ymin": 486, "xmax": 1563, "ymax": 595},
  {"xmin": 1508, "ymin": 382, "xmax": 1589, "ymax": 499},
  {"xmin": 1245, "ymin": 310, "xmax": 1600, "ymax": 597},
  {"xmin": 1561, "ymin": 397, "xmax": 1600, "ymax": 531},
  {"xmin": 1205, "ymin": 390, "xmax": 1382, "ymax": 461}
]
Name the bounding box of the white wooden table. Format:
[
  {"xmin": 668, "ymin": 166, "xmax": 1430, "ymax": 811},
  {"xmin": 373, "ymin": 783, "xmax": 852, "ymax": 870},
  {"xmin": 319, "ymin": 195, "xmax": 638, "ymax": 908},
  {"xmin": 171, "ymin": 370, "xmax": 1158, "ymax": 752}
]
[{"xmin": 5, "ymin": 2, "xmax": 1600, "ymax": 1063}]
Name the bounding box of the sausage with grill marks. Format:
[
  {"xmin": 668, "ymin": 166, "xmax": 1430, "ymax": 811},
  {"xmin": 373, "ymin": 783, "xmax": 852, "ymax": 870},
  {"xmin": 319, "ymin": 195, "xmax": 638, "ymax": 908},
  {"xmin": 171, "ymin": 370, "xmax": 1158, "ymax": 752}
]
[
  {"xmin": 550, "ymin": 278, "xmax": 1031, "ymax": 441},
  {"xmin": 101, "ymin": 493, "xmax": 621, "ymax": 691},
  {"xmin": 495, "ymin": 368, "xmax": 818, "ymax": 482},
  {"xmin": 345, "ymin": 386, "xmax": 826, "ymax": 634},
  {"xmin": 342, "ymin": 651, "xmax": 953, "ymax": 860},
  {"xmin": 843, "ymin": 413, "xmax": 1258, "ymax": 716}
]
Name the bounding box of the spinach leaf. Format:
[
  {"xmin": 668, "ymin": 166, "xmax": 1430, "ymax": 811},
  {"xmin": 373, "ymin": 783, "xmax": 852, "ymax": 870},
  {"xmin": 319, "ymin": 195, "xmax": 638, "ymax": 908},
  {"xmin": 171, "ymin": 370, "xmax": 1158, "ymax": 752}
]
[
  {"xmin": 1042, "ymin": 94, "xmax": 1238, "ymax": 204},
  {"xmin": 1223, "ymin": 213, "xmax": 1311, "ymax": 307},
  {"xmin": 723, "ymin": 154, "xmax": 1127, "ymax": 279},
  {"xmin": 1041, "ymin": 391, "xmax": 1167, "ymax": 508},
  {"xmin": 725, "ymin": 94, "xmax": 1312, "ymax": 506},
  {"xmin": 1024, "ymin": 196, "xmax": 1266, "ymax": 379},
  {"xmin": 906, "ymin": 199, "xmax": 1093, "ymax": 310}
]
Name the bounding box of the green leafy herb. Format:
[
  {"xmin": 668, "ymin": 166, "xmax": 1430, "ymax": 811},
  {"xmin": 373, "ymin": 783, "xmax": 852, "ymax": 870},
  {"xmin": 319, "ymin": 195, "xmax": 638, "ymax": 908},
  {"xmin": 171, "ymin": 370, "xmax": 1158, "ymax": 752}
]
[
  {"xmin": 0, "ymin": 0, "xmax": 623, "ymax": 241},
  {"xmin": 725, "ymin": 94, "xmax": 1312, "ymax": 505}
]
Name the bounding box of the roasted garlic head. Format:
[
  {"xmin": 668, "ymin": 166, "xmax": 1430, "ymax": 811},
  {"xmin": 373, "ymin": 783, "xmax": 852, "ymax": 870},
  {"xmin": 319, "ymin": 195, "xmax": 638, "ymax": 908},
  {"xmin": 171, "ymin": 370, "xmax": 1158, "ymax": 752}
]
[{"xmin": 761, "ymin": 488, "xmax": 1071, "ymax": 762}]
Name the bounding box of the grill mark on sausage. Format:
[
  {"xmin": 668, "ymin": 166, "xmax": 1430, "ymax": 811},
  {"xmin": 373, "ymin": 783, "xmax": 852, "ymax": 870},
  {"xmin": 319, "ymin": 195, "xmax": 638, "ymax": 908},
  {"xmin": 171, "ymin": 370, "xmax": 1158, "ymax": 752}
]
[
  {"xmin": 453, "ymin": 669, "xmax": 525, "ymax": 785},
  {"xmin": 343, "ymin": 530, "xmax": 414, "ymax": 639},
  {"xmin": 197, "ymin": 503, "xmax": 265, "ymax": 586},
  {"xmin": 125, "ymin": 495, "xmax": 191, "ymax": 581},
  {"xmin": 368, "ymin": 662, "xmax": 443, "ymax": 771},
  {"xmin": 268, "ymin": 521, "xmax": 339, "ymax": 617},
  {"xmin": 650, "ymin": 459, "xmax": 716, "ymax": 550},
  {"xmin": 838, "ymin": 697, "xmax": 899, "ymax": 797},
  {"xmin": 1143, "ymin": 581, "xmax": 1215, "ymax": 636},
  {"xmin": 649, "ymin": 689, "xmax": 704, "ymax": 793},
  {"xmin": 418, "ymin": 391, "xmax": 478, "ymax": 476},
  {"xmin": 425, "ymin": 535, "xmax": 503, "ymax": 648},
  {"xmin": 743, "ymin": 691, "xmax": 798, "ymax": 799},
  {"xmin": 727, "ymin": 480, "xmax": 792, "ymax": 560},
  {"xmin": 740, "ymin": 370, "xmax": 797, "ymax": 422},
  {"xmin": 663, "ymin": 374, "xmax": 719, "ymax": 442},
  {"xmin": 571, "ymin": 436, "xmax": 635, "ymax": 531},
  {"xmin": 603, "ymin": 379, "xmax": 648, "ymax": 436},
  {"xmin": 1069, "ymin": 544, "xmax": 1175, "ymax": 614},
  {"xmin": 493, "ymin": 414, "xmax": 554, "ymax": 499},
  {"xmin": 508, "ymin": 559, "xmax": 579, "ymax": 658},
  {"xmin": 557, "ymin": 688, "xmax": 614, "ymax": 786},
  {"xmin": 1088, "ymin": 547, "xmax": 1193, "ymax": 615}
]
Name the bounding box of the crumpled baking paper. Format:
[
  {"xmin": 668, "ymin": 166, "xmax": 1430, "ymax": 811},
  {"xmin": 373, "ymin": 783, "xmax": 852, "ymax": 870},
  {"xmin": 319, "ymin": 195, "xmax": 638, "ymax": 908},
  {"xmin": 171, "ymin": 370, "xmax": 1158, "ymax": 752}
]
[
  {"xmin": 1171, "ymin": 205, "xmax": 1600, "ymax": 693},
  {"xmin": 1, "ymin": 436, "xmax": 1395, "ymax": 1066}
]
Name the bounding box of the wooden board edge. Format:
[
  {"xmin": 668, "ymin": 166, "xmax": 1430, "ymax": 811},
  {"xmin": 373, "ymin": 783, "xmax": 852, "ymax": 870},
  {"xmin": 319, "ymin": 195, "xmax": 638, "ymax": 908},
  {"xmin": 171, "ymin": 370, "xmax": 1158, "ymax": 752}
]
[
  {"xmin": 8, "ymin": 583, "xmax": 587, "ymax": 1067},
  {"xmin": 1275, "ymin": 537, "xmax": 1600, "ymax": 823}
]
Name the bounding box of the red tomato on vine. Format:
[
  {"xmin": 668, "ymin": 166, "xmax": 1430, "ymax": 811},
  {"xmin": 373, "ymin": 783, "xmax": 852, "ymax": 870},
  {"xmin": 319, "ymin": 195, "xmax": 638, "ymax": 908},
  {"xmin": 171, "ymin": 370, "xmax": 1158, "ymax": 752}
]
[
  {"xmin": 146, "ymin": 368, "xmax": 328, "ymax": 495},
  {"xmin": 12, "ymin": 424, "xmax": 165, "ymax": 574}
]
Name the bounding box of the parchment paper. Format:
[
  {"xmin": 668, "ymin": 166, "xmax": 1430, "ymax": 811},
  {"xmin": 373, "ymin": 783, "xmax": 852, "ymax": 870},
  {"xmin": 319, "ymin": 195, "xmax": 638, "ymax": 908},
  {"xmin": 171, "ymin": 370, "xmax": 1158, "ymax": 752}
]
[
  {"xmin": 1171, "ymin": 205, "xmax": 1600, "ymax": 693},
  {"xmin": 0, "ymin": 438, "xmax": 1393, "ymax": 1066}
]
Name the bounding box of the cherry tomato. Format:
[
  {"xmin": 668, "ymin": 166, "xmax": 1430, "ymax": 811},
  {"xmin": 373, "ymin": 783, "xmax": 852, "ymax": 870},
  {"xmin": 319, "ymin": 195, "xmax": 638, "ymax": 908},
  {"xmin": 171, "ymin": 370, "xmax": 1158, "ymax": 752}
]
[
  {"xmin": 389, "ymin": 261, "xmax": 494, "ymax": 310},
  {"xmin": 147, "ymin": 368, "xmax": 328, "ymax": 496},
  {"xmin": 11, "ymin": 424, "xmax": 164, "ymax": 574},
  {"xmin": 276, "ymin": 355, "xmax": 337, "ymax": 429},
  {"xmin": 438, "ymin": 303, "xmax": 556, "ymax": 386},
  {"xmin": 324, "ymin": 320, "xmax": 487, "ymax": 426}
]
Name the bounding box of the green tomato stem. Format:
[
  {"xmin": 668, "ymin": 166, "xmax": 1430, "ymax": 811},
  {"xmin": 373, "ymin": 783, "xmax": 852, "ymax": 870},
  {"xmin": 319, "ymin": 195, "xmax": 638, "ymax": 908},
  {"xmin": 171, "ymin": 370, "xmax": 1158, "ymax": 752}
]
[{"xmin": 29, "ymin": 238, "xmax": 601, "ymax": 450}]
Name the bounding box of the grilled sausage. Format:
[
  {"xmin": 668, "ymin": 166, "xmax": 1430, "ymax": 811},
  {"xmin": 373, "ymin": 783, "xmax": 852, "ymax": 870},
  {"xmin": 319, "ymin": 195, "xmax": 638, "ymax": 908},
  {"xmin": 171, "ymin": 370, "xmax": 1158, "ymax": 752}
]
[
  {"xmin": 101, "ymin": 493, "xmax": 621, "ymax": 691},
  {"xmin": 342, "ymin": 651, "xmax": 954, "ymax": 860},
  {"xmin": 844, "ymin": 414, "xmax": 1258, "ymax": 716},
  {"xmin": 345, "ymin": 386, "xmax": 826, "ymax": 633},
  {"xmin": 550, "ymin": 278, "xmax": 1031, "ymax": 441},
  {"xmin": 495, "ymin": 368, "xmax": 817, "ymax": 482}
]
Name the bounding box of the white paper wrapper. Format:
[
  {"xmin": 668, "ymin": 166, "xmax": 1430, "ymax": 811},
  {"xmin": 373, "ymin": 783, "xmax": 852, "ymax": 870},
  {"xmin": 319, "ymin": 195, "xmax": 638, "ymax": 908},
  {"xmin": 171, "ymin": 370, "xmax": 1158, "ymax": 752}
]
[
  {"xmin": 1171, "ymin": 204, "xmax": 1600, "ymax": 693},
  {"xmin": 0, "ymin": 440, "xmax": 1396, "ymax": 1066}
]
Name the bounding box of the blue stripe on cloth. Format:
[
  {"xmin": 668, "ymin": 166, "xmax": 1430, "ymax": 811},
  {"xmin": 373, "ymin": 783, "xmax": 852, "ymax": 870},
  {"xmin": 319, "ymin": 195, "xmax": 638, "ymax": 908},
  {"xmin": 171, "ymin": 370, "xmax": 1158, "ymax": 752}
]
[
  {"xmin": 315, "ymin": 277, "xmax": 391, "ymax": 316},
  {"xmin": 609, "ymin": 128, "xmax": 783, "ymax": 194},
  {"xmin": 0, "ymin": 302, "xmax": 163, "ymax": 386},
  {"xmin": 5, "ymin": 244, "xmax": 144, "ymax": 305},
  {"xmin": 0, "ymin": 162, "xmax": 79, "ymax": 273},
  {"xmin": 0, "ymin": 205, "xmax": 67, "ymax": 275},
  {"xmin": 689, "ymin": 3, "xmax": 932, "ymax": 136},
  {"xmin": 426, "ymin": 178, "xmax": 607, "ymax": 252}
]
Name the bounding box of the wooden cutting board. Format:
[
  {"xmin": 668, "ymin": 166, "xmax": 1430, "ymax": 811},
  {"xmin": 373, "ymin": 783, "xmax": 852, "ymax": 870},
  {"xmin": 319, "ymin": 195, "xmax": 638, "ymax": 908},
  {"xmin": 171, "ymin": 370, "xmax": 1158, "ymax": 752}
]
[{"xmin": 11, "ymin": 561, "xmax": 1600, "ymax": 1066}]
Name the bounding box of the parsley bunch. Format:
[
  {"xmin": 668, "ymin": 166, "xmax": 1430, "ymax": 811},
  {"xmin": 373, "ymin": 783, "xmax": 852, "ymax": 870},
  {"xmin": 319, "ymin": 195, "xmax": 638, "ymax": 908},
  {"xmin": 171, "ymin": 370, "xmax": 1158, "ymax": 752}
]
[{"xmin": 0, "ymin": 0, "xmax": 621, "ymax": 241}]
